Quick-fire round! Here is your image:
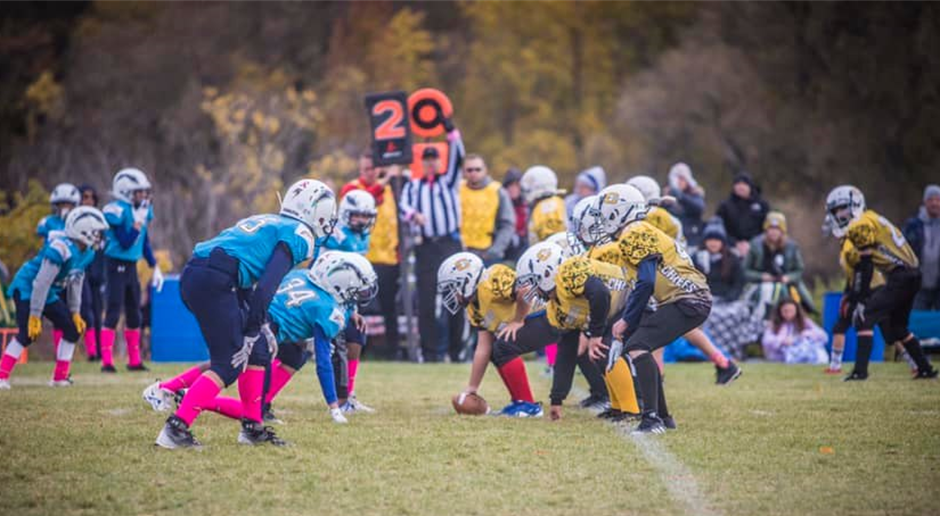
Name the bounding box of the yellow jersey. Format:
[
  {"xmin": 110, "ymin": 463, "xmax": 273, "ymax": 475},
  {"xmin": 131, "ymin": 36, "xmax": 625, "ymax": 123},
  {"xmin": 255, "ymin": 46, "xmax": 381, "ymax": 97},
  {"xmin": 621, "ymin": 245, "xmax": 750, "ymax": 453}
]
[
  {"xmin": 588, "ymin": 220, "xmax": 708, "ymax": 306},
  {"xmin": 529, "ymin": 195, "xmax": 567, "ymax": 244},
  {"xmin": 840, "ymin": 239, "xmax": 885, "ymax": 289},
  {"xmin": 645, "ymin": 206, "xmax": 684, "ymax": 245},
  {"xmin": 355, "ymin": 182, "xmax": 398, "ymax": 266},
  {"xmin": 459, "ymin": 181, "xmax": 501, "ymax": 251},
  {"xmin": 466, "ymin": 264, "xmax": 520, "ymax": 333},
  {"xmin": 546, "ymin": 256, "xmax": 630, "ymax": 331},
  {"xmin": 845, "ymin": 210, "xmax": 918, "ymax": 273}
]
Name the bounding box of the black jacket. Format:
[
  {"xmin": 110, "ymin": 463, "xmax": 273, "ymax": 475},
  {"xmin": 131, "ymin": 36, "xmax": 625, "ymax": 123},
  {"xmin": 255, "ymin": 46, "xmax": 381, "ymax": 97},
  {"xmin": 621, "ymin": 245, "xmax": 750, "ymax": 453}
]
[{"xmin": 716, "ymin": 193, "xmax": 769, "ymax": 244}]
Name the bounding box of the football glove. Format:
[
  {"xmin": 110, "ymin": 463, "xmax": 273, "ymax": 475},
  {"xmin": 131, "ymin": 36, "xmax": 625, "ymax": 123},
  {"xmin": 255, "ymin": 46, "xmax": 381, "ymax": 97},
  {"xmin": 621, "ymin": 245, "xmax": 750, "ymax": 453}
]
[
  {"xmin": 132, "ymin": 199, "xmax": 150, "ymax": 226},
  {"xmin": 72, "ymin": 313, "xmax": 87, "ymax": 335},
  {"xmin": 852, "ymin": 302, "xmax": 866, "ymax": 327},
  {"xmin": 261, "ymin": 323, "xmax": 278, "ymax": 357},
  {"xmin": 151, "ymin": 265, "xmax": 165, "ymax": 293},
  {"xmin": 231, "ymin": 332, "xmax": 260, "ymax": 372},
  {"xmin": 28, "ymin": 315, "xmax": 42, "ymax": 340},
  {"xmin": 606, "ymin": 339, "xmax": 624, "ymax": 373}
]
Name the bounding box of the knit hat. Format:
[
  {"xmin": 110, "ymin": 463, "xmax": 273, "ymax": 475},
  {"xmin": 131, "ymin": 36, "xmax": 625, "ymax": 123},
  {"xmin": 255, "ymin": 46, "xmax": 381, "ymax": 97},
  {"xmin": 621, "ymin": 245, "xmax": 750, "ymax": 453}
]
[
  {"xmin": 763, "ymin": 211, "xmax": 787, "ymax": 233},
  {"xmin": 702, "ymin": 218, "xmax": 727, "ymax": 243},
  {"xmin": 668, "ymin": 162, "xmax": 699, "ymax": 190},
  {"xmin": 575, "ymin": 166, "xmax": 606, "ymax": 194},
  {"xmin": 924, "ymin": 184, "xmax": 940, "ymax": 202}
]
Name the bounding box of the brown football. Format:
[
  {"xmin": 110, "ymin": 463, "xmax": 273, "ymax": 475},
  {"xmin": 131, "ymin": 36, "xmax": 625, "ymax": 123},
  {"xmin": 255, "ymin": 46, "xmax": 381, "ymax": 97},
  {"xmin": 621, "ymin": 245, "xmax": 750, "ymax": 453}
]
[{"xmin": 451, "ymin": 392, "xmax": 490, "ymax": 415}]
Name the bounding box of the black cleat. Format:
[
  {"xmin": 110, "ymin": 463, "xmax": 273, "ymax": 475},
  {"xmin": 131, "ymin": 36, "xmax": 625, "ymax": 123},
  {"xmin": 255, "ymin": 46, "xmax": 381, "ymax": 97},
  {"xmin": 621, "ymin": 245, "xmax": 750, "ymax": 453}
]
[
  {"xmin": 87, "ymin": 354, "xmax": 99, "ymax": 362},
  {"xmin": 913, "ymin": 367, "xmax": 938, "ymax": 380},
  {"xmin": 716, "ymin": 362, "xmax": 742, "ymax": 386},
  {"xmin": 262, "ymin": 406, "xmax": 284, "ymax": 425},
  {"xmin": 611, "ymin": 411, "xmax": 640, "ymax": 423},
  {"xmin": 238, "ymin": 419, "xmax": 289, "ymax": 447},
  {"xmin": 661, "ymin": 415, "xmax": 677, "ymax": 430},
  {"xmin": 632, "ymin": 414, "xmax": 667, "ymax": 435},
  {"xmin": 100, "ymin": 364, "xmax": 117, "ymax": 373},
  {"xmin": 155, "ymin": 415, "xmax": 202, "ymax": 450},
  {"xmin": 127, "ymin": 363, "xmax": 150, "ymax": 372},
  {"xmin": 597, "ymin": 408, "xmax": 622, "ymax": 420},
  {"xmin": 579, "ymin": 394, "xmax": 606, "ymax": 408},
  {"xmin": 843, "ymin": 371, "xmax": 868, "ymax": 382}
]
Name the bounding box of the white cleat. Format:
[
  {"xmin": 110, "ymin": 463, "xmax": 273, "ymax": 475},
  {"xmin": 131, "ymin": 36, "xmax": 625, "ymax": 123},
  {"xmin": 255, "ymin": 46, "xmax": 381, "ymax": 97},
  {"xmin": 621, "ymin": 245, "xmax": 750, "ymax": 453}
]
[
  {"xmin": 142, "ymin": 381, "xmax": 173, "ymax": 412},
  {"xmin": 48, "ymin": 379, "xmax": 73, "ymax": 387},
  {"xmin": 0, "ymin": 379, "xmax": 10, "ymax": 390},
  {"xmin": 347, "ymin": 394, "xmax": 376, "ymax": 413},
  {"xmin": 330, "ymin": 407, "xmax": 348, "ymax": 424}
]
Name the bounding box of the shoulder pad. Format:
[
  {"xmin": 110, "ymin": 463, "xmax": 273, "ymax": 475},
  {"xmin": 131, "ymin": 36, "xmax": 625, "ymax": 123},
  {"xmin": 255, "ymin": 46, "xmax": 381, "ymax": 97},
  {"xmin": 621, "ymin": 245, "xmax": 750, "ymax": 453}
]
[
  {"xmin": 102, "ymin": 203, "xmax": 124, "ymax": 217},
  {"xmin": 619, "ymin": 224, "xmax": 660, "ymax": 266},
  {"xmin": 847, "ymin": 219, "xmax": 876, "ymax": 249},
  {"xmin": 293, "ymin": 224, "xmax": 316, "ymax": 260},
  {"xmin": 556, "ymin": 256, "xmax": 592, "ymax": 298},
  {"xmin": 486, "ymin": 264, "xmax": 516, "ymax": 300},
  {"xmin": 48, "ymin": 238, "xmax": 72, "ymax": 263}
]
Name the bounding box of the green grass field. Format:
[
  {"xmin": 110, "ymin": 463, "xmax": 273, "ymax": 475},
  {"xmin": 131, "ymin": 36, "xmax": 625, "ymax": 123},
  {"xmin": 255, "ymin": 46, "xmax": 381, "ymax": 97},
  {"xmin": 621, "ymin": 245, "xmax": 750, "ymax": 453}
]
[{"xmin": 0, "ymin": 360, "xmax": 938, "ymax": 516}]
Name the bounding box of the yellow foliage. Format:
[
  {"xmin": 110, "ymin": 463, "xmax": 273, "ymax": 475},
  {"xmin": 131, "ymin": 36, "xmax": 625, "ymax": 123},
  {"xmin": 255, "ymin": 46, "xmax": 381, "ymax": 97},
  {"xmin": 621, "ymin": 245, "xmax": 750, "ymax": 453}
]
[{"xmin": 0, "ymin": 180, "xmax": 53, "ymax": 273}]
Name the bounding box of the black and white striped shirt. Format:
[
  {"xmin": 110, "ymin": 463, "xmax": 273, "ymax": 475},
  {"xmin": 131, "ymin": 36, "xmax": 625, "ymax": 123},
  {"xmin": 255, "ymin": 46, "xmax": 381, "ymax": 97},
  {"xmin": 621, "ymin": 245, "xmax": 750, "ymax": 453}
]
[{"xmin": 399, "ymin": 131, "xmax": 465, "ymax": 240}]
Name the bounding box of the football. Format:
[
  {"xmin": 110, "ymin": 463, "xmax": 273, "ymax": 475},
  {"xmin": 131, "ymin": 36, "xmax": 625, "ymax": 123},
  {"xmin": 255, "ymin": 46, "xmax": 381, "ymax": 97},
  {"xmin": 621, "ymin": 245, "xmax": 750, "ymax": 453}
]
[{"xmin": 451, "ymin": 392, "xmax": 490, "ymax": 415}]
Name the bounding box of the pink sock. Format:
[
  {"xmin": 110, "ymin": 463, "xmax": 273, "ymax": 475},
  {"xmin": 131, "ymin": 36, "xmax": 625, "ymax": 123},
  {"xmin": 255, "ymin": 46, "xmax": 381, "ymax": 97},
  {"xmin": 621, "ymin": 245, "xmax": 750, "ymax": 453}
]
[
  {"xmin": 710, "ymin": 351, "xmax": 730, "ymax": 369},
  {"xmin": 125, "ymin": 328, "xmax": 141, "ymax": 366},
  {"xmin": 207, "ymin": 396, "xmax": 244, "ymax": 420},
  {"xmin": 175, "ymin": 375, "xmax": 222, "ymax": 426},
  {"xmin": 545, "ymin": 343, "xmax": 558, "ymax": 367},
  {"xmin": 160, "ymin": 366, "xmax": 205, "ymax": 393},
  {"xmin": 53, "ymin": 360, "xmax": 70, "ymax": 382},
  {"xmin": 238, "ymin": 368, "xmax": 265, "ymax": 423},
  {"xmin": 100, "ymin": 328, "xmax": 115, "ymax": 366},
  {"xmin": 0, "ymin": 354, "xmax": 18, "ymax": 380},
  {"xmin": 264, "ymin": 360, "xmax": 294, "ymax": 404},
  {"xmin": 84, "ymin": 331, "xmax": 98, "ymax": 357},
  {"xmin": 53, "ymin": 330, "xmax": 63, "ymax": 353},
  {"xmin": 348, "ymin": 359, "xmax": 360, "ymax": 395}
]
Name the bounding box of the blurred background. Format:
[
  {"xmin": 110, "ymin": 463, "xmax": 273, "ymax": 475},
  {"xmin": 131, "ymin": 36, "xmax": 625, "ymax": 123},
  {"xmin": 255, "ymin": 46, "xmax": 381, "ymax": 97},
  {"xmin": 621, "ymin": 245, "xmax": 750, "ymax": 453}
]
[{"xmin": 1, "ymin": 1, "xmax": 938, "ymax": 279}]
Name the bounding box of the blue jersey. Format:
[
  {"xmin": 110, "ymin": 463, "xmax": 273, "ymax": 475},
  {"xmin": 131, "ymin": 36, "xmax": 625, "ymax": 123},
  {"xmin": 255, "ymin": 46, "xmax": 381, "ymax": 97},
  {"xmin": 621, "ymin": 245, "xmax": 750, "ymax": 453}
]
[
  {"xmin": 193, "ymin": 214, "xmax": 315, "ymax": 289},
  {"xmin": 8, "ymin": 236, "xmax": 94, "ymax": 304},
  {"xmin": 268, "ymin": 270, "xmax": 346, "ymax": 344},
  {"xmin": 103, "ymin": 199, "xmax": 153, "ymax": 261},
  {"xmin": 36, "ymin": 214, "xmax": 66, "ymax": 241},
  {"xmin": 323, "ymin": 225, "xmax": 370, "ymax": 255}
]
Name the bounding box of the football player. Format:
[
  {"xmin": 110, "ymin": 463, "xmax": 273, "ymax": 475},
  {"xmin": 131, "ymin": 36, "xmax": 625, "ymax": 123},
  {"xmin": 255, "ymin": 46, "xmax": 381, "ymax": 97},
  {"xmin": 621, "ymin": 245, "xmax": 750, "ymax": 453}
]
[
  {"xmin": 438, "ymin": 252, "xmax": 553, "ymax": 417},
  {"xmin": 0, "ymin": 207, "xmax": 108, "ymax": 388},
  {"xmin": 37, "ymin": 183, "xmax": 81, "ymax": 242},
  {"xmin": 824, "ymin": 186, "xmax": 936, "ymax": 381},
  {"xmin": 520, "ymin": 166, "xmax": 567, "ymax": 245},
  {"xmin": 154, "ymin": 179, "xmax": 336, "ymax": 450}
]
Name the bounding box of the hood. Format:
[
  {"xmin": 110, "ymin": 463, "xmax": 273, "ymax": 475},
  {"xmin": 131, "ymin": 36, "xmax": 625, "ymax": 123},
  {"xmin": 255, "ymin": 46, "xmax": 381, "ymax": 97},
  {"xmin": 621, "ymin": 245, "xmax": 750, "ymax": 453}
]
[{"xmin": 575, "ymin": 166, "xmax": 606, "ymax": 194}]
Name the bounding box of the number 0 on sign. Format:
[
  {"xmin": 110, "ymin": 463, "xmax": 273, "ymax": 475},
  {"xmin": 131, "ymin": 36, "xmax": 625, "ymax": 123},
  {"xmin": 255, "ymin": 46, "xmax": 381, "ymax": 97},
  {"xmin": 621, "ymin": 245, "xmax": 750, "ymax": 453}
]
[{"xmin": 365, "ymin": 91, "xmax": 413, "ymax": 166}]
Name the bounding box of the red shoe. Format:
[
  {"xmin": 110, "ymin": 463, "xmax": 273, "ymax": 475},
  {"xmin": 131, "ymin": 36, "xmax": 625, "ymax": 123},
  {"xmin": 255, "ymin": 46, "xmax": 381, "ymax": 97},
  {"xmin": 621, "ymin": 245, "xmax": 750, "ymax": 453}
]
[{"xmin": 823, "ymin": 367, "xmax": 842, "ymax": 375}]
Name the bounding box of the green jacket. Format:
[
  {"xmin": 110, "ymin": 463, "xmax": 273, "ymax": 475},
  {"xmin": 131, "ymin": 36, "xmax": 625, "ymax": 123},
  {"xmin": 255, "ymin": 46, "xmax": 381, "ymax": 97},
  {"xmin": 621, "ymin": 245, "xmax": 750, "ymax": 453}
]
[{"xmin": 744, "ymin": 235, "xmax": 816, "ymax": 313}]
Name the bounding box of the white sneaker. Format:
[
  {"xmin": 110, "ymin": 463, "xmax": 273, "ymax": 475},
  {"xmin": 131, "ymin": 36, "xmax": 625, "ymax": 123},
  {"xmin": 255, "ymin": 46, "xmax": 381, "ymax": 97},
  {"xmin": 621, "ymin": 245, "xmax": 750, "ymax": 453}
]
[
  {"xmin": 142, "ymin": 381, "xmax": 173, "ymax": 412},
  {"xmin": 0, "ymin": 379, "xmax": 10, "ymax": 390},
  {"xmin": 329, "ymin": 407, "xmax": 348, "ymax": 424},
  {"xmin": 48, "ymin": 379, "xmax": 73, "ymax": 387},
  {"xmin": 348, "ymin": 394, "xmax": 375, "ymax": 413}
]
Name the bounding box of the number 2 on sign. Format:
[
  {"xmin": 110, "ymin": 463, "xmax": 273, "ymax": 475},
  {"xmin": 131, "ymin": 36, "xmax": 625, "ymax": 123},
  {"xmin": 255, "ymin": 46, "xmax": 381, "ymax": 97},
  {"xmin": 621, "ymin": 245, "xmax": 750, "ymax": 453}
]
[{"xmin": 372, "ymin": 100, "xmax": 406, "ymax": 139}]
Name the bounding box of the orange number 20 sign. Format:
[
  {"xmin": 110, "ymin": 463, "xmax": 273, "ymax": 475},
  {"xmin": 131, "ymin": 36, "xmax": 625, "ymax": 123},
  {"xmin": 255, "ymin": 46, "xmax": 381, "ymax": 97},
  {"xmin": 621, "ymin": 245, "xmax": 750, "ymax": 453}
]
[{"xmin": 365, "ymin": 91, "xmax": 413, "ymax": 166}]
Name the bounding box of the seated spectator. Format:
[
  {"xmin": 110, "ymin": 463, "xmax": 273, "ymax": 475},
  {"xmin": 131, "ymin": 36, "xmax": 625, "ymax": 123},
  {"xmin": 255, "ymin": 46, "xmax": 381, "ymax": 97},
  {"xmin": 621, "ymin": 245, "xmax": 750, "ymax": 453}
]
[
  {"xmin": 743, "ymin": 211, "xmax": 816, "ymax": 315},
  {"xmin": 903, "ymin": 184, "xmax": 940, "ymax": 310},
  {"xmin": 761, "ymin": 299, "xmax": 828, "ymax": 364},
  {"xmin": 563, "ymin": 166, "xmax": 606, "ymax": 218},
  {"xmin": 716, "ymin": 172, "xmax": 769, "ymax": 256},
  {"xmin": 694, "ymin": 220, "xmax": 761, "ymax": 359},
  {"xmin": 663, "ymin": 162, "xmax": 706, "ymax": 248}
]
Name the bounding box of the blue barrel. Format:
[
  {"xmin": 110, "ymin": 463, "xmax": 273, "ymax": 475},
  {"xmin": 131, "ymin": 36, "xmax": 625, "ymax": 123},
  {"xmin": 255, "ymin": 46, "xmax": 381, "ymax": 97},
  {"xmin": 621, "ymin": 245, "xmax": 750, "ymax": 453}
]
[
  {"xmin": 822, "ymin": 292, "xmax": 884, "ymax": 362},
  {"xmin": 150, "ymin": 276, "xmax": 209, "ymax": 362}
]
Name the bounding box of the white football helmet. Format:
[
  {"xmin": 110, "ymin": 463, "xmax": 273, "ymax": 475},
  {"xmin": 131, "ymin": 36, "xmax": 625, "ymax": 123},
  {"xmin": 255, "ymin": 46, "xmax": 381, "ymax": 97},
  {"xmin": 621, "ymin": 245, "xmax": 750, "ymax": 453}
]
[
  {"xmin": 592, "ymin": 184, "xmax": 647, "ymax": 240},
  {"xmin": 520, "ymin": 165, "xmax": 560, "ymax": 204},
  {"xmin": 309, "ymin": 251, "xmax": 378, "ymax": 307},
  {"xmin": 112, "ymin": 168, "xmax": 152, "ymax": 203},
  {"xmin": 437, "ymin": 252, "xmax": 485, "ymax": 315},
  {"xmin": 65, "ymin": 206, "xmax": 109, "ymax": 249},
  {"xmin": 339, "ymin": 190, "xmax": 377, "ymax": 234},
  {"xmin": 50, "ymin": 183, "xmax": 80, "ymax": 216},
  {"xmin": 570, "ymin": 195, "xmax": 606, "ymax": 248},
  {"xmin": 281, "ymin": 179, "xmax": 337, "ymax": 239},
  {"xmin": 515, "ymin": 241, "xmax": 566, "ymax": 302},
  {"xmin": 626, "ymin": 175, "xmax": 662, "ymax": 204},
  {"xmin": 825, "ymin": 185, "xmax": 865, "ymax": 238}
]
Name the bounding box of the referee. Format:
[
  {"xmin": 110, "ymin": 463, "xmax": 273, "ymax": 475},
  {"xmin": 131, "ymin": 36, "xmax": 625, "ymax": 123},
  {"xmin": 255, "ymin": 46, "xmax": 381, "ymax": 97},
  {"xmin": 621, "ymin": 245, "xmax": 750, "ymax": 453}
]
[{"xmin": 399, "ymin": 117, "xmax": 465, "ymax": 362}]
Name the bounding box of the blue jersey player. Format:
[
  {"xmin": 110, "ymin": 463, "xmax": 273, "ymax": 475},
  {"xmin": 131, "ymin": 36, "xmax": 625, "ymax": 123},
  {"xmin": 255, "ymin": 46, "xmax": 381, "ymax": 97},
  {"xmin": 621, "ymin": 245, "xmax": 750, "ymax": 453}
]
[
  {"xmin": 155, "ymin": 179, "xmax": 337, "ymax": 450},
  {"xmin": 0, "ymin": 207, "xmax": 109, "ymax": 389},
  {"xmin": 37, "ymin": 183, "xmax": 80, "ymax": 242}
]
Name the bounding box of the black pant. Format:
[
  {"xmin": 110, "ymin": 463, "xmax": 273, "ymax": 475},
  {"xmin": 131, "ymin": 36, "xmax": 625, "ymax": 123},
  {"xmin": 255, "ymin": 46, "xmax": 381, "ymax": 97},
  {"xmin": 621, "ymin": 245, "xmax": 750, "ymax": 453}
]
[
  {"xmin": 13, "ymin": 290, "xmax": 79, "ymax": 345},
  {"xmin": 373, "ymin": 264, "xmax": 400, "ymax": 353},
  {"xmin": 81, "ymin": 276, "xmax": 104, "ymax": 351},
  {"xmin": 858, "ymin": 268, "xmax": 921, "ymax": 343},
  {"xmin": 490, "ymin": 313, "xmax": 559, "ymax": 367},
  {"xmin": 414, "ymin": 236, "xmax": 462, "ymax": 361},
  {"xmin": 104, "ymin": 258, "xmax": 142, "ymax": 329}
]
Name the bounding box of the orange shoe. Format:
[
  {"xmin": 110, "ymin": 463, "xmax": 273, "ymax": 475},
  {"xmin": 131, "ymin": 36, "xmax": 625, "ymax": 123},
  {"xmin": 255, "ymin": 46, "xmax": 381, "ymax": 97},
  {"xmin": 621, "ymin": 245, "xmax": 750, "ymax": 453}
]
[{"xmin": 823, "ymin": 367, "xmax": 842, "ymax": 375}]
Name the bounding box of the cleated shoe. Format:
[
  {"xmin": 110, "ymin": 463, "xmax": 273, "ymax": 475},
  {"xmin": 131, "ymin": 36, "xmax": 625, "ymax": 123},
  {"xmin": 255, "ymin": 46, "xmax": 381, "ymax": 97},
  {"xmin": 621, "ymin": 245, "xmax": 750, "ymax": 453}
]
[
  {"xmin": 127, "ymin": 363, "xmax": 149, "ymax": 372},
  {"xmin": 579, "ymin": 394, "xmax": 605, "ymax": 408},
  {"xmin": 582, "ymin": 396, "xmax": 611, "ymax": 414},
  {"xmin": 716, "ymin": 362, "xmax": 742, "ymax": 386},
  {"xmin": 843, "ymin": 371, "xmax": 868, "ymax": 382},
  {"xmin": 339, "ymin": 400, "xmax": 357, "ymax": 414},
  {"xmin": 262, "ymin": 406, "xmax": 284, "ymax": 425},
  {"xmin": 87, "ymin": 354, "xmax": 99, "ymax": 362},
  {"xmin": 100, "ymin": 364, "xmax": 117, "ymax": 373},
  {"xmin": 823, "ymin": 367, "xmax": 842, "ymax": 375},
  {"xmin": 597, "ymin": 408, "xmax": 622, "ymax": 420},
  {"xmin": 913, "ymin": 367, "xmax": 939, "ymax": 380},
  {"xmin": 347, "ymin": 394, "xmax": 376, "ymax": 413},
  {"xmin": 513, "ymin": 401, "xmax": 544, "ymax": 418},
  {"xmin": 611, "ymin": 411, "xmax": 640, "ymax": 424},
  {"xmin": 632, "ymin": 414, "xmax": 667, "ymax": 435},
  {"xmin": 238, "ymin": 420, "xmax": 289, "ymax": 447},
  {"xmin": 142, "ymin": 381, "xmax": 173, "ymax": 412},
  {"xmin": 496, "ymin": 401, "xmax": 523, "ymax": 417},
  {"xmin": 155, "ymin": 416, "xmax": 201, "ymax": 450},
  {"xmin": 661, "ymin": 415, "xmax": 677, "ymax": 430},
  {"xmin": 0, "ymin": 379, "xmax": 10, "ymax": 390},
  {"xmin": 48, "ymin": 378, "xmax": 73, "ymax": 387},
  {"xmin": 329, "ymin": 407, "xmax": 348, "ymax": 424}
]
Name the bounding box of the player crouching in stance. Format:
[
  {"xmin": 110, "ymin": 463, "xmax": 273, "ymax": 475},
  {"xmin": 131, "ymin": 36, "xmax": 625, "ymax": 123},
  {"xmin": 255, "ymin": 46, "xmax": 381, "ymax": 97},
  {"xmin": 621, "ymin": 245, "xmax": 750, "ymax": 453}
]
[
  {"xmin": 154, "ymin": 179, "xmax": 336, "ymax": 450},
  {"xmin": 439, "ymin": 252, "xmax": 553, "ymax": 417},
  {"xmin": 824, "ymin": 186, "xmax": 937, "ymax": 381},
  {"xmin": 145, "ymin": 252, "xmax": 378, "ymax": 426},
  {"xmin": 0, "ymin": 207, "xmax": 108, "ymax": 388}
]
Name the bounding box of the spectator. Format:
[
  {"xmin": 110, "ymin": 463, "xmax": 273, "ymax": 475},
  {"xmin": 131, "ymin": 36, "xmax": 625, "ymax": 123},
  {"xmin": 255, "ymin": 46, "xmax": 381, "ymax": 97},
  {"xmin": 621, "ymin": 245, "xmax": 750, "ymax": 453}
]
[
  {"xmin": 743, "ymin": 211, "xmax": 816, "ymax": 314},
  {"xmin": 502, "ymin": 167, "xmax": 527, "ymax": 262},
  {"xmin": 341, "ymin": 151, "xmax": 404, "ymax": 355},
  {"xmin": 693, "ymin": 220, "xmax": 758, "ymax": 359},
  {"xmin": 399, "ymin": 119, "xmax": 465, "ymax": 362},
  {"xmin": 459, "ymin": 154, "xmax": 515, "ymax": 265},
  {"xmin": 761, "ymin": 299, "xmax": 828, "ymax": 364},
  {"xmin": 663, "ymin": 162, "xmax": 706, "ymax": 248},
  {"xmin": 903, "ymin": 184, "xmax": 940, "ymax": 310},
  {"xmin": 716, "ymin": 172, "xmax": 769, "ymax": 256},
  {"xmin": 563, "ymin": 166, "xmax": 606, "ymax": 218}
]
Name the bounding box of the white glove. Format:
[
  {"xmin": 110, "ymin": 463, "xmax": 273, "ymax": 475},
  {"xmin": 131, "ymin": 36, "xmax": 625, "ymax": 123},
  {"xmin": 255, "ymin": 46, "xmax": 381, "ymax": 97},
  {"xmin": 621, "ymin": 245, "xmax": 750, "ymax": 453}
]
[
  {"xmin": 151, "ymin": 265, "xmax": 165, "ymax": 293},
  {"xmin": 231, "ymin": 332, "xmax": 261, "ymax": 372},
  {"xmin": 132, "ymin": 200, "xmax": 150, "ymax": 226},
  {"xmin": 330, "ymin": 407, "xmax": 348, "ymax": 424},
  {"xmin": 852, "ymin": 303, "xmax": 866, "ymax": 327},
  {"xmin": 261, "ymin": 323, "xmax": 278, "ymax": 357},
  {"xmin": 606, "ymin": 339, "xmax": 624, "ymax": 373}
]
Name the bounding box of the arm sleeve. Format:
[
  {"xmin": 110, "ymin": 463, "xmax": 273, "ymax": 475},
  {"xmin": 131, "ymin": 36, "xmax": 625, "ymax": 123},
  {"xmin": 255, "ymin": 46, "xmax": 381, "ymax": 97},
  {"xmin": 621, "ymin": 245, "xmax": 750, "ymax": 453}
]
[
  {"xmin": 29, "ymin": 259, "xmax": 62, "ymax": 317},
  {"xmin": 582, "ymin": 276, "xmax": 611, "ymax": 338},
  {"xmin": 677, "ymin": 191, "xmax": 705, "ymax": 219},
  {"xmin": 67, "ymin": 272, "xmax": 84, "ymax": 313},
  {"xmin": 443, "ymin": 129, "xmax": 465, "ymax": 189},
  {"xmin": 312, "ymin": 326, "xmax": 338, "ymax": 405},
  {"xmin": 244, "ymin": 243, "xmax": 294, "ymax": 335},
  {"xmin": 729, "ymin": 256, "xmax": 746, "ymax": 299},
  {"xmin": 761, "ymin": 325, "xmax": 784, "ymax": 356},
  {"xmin": 743, "ymin": 244, "xmax": 764, "ymax": 282},
  {"xmin": 142, "ymin": 233, "xmax": 156, "ymax": 267},
  {"xmin": 852, "ymin": 254, "xmax": 874, "ymax": 301},
  {"xmin": 398, "ymin": 181, "xmax": 416, "ymax": 221},
  {"xmin": 787, "ymin": 244, "xmax": 804, "ymax": 283},
  {"xmin": 112, "ymin": 224, "xmax": 141, "ymax": 250},
  {"xmin": 488, "ymin": 189, "xmax": 517, "ymax": 259},
  {"xmin": 620, "ymin": 256, "xmax": 657, "ymax": 330},
  {"xmin": 549, "ymin": 331, "xmax": 580, "ymax": 406}
]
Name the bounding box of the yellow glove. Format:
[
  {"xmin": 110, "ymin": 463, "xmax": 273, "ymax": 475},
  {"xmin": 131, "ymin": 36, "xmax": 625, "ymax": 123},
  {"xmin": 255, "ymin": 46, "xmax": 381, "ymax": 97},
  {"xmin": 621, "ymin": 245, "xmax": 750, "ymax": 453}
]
[
  {"xmin": 28, "ymin": 315, "xmax": 42, "ymax": 340},
  {"xmin": 72, "ymin": 313, "xmax": 87, "ymax": 335}
]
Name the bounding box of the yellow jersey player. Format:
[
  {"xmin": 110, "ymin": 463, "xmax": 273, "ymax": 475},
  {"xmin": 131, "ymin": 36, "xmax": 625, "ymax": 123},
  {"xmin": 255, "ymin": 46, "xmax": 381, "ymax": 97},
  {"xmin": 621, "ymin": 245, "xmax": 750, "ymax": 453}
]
[
  {"xmin": 437, "ymin": 252, "xmax": 559, "ymax": 417},
  {"xmin": 516, "ymin": 241, "xmax": 636, "ymax": 422},
  {"xmin": 520, "ymin": 166, "xmax": 567, "ymax": 244},
  {"xmin": 825, "ymin": 185, "xmax": 936, "ymax": 380}
]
